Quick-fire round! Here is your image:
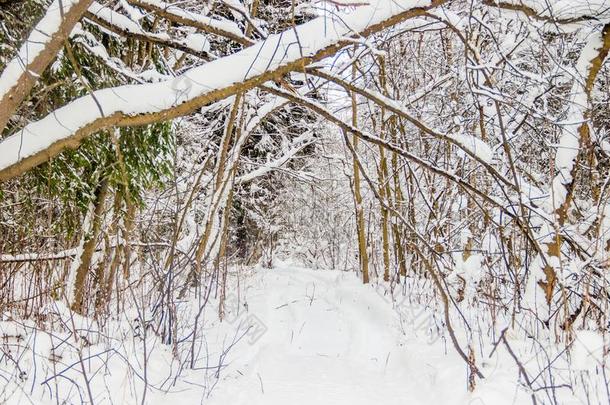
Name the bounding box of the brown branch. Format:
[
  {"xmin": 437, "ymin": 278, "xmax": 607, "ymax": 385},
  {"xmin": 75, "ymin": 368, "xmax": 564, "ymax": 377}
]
[
  {"xmin": 482, "ymin": 0, "xmax": 607, "ymax": 24},
  {"xmin": 0, "ymin": 0, "xmax": 448, "ymax": 182},
  {"xmin": 127, "ymin": 0, "xmax": 254, "ymax": 46},
  {"xmin": 84, "ymin": 12, "xmax": 213, "ymax": 61},
  {"xmin": 0, "ymin": 0, "xmax": 94, "ymax": 132},
  {"xmin": 0, "ymin": 241, "xmax": 179, "ymax": 264}
]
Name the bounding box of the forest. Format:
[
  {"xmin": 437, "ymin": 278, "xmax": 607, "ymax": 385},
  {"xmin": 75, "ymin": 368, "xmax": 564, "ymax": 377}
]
[{"xmin": 0, "ymin": 0, "xmax": 609, "ymax": 404}]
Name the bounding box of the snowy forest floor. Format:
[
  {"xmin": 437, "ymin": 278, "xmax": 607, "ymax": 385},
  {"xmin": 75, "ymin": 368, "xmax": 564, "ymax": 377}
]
[
  {"xmin": 203, "ymin": 265, "xmax": 529, "ymax": 405},
  {"xmin": 206, "ymin": 265, "xmax": 501, "ymax": 405},
  {"xmin": 2, "ymin": 264, "xmax": 607, "ymax": 404}
]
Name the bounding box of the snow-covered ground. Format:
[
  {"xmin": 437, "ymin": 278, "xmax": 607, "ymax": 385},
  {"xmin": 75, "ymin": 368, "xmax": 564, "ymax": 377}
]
[
  {"xmin": 204, "ymin": 265, "xmax": 530, "ymax": 405},
  {"xmin": 211, "ymin": 266, "xmax": 430, "ymax": 405},
  {"xmin": 1, "ymin": 264, "xmax": 607, "ymax": 404}
]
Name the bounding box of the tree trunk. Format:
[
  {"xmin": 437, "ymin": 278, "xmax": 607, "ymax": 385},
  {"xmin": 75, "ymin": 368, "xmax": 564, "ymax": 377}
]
[{"xmin": 71, "ymin": 179, "xmax": 108, "ymax": 314}]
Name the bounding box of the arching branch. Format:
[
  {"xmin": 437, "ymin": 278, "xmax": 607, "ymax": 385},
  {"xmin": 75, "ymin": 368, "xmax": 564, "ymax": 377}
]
[
  {"xmin": 0, "ymin": 0, "xmax": 448, "ymax": 182},
  {"xmin": 0, "ymin": 0, "xmax": 94, "ymax": 132}
]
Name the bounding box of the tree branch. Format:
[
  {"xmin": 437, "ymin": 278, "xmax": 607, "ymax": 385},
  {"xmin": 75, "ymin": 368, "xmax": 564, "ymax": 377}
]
[
  {"xmin": 0, "ymin": 0, "xmax": 447, "ymax": 182},
  {"xmin": 0, "ymin": 0, "xmax": 94, "ymax": 132}
]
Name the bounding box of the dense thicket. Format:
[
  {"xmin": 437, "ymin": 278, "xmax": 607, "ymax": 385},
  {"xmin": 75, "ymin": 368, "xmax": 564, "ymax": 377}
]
[{"xmin": 1, "ymin": 1, "xmax": 609, "ymax": 403}]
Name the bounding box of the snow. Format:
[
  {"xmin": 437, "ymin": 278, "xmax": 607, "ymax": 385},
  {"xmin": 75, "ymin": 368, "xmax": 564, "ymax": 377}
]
[
  {"xmin": 0, "ymin": 0, "xmax": 434, "ymax": 174},
  {"xmin": 571, "ymin": 330, "xmax": 606, "ymax": 372},
  {"xmin": 525, "ymin": 22, "xmax": 609, "ymax": 293},
  {"xmin": 208, "ymin": 267, "xmax": 416, "ymax": 404},
  {"xmin": 2, "ymin": 263, "xmax": 608, "ymax": 404},
  {"xmin": 119, "ymin": 0, "xmax": 145, "ymax": 21},
  {"xmin": 184, "ymin": 33, "xmax": 211, "ymax": 53},
  {"xmin": 451, "ymin": 133, "xmax": 494, "ymax": 164},
  {"xmin": 197, "ymin": 265, "xmax": 528, "ymax": 405}
]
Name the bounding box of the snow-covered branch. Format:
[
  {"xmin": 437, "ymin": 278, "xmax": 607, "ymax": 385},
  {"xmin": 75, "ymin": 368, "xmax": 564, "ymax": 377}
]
[
  {"xmin": 237, "ymin": 131, "xmax": 315, "ymax": 183},
  {"xmin": 0, "ymin": 0, "xmax": 447, "ymax": 182},
  {"xmin": 86, "ymin": 1, "xmax": 214, "ymax": 60},
  {"xmin": 127, "ymin": 0, "xmax": 252, "ymax": 46},
  {"xmin": 483, "ymin": 0, "xmax": 610, "ymax": 24},
  {"xmin": 0, "ymin": 0, "xmax": 94, "ymax": 132}
]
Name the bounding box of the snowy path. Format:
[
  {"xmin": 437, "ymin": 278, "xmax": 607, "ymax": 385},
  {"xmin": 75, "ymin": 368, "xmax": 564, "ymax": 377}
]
[
  {"xmin": 0, "ymin": 265, "xmax": 535, "ymax": 404},
  {"xmin": 205, "ymin": 266, "xmax": 506, "ymax": 405}
]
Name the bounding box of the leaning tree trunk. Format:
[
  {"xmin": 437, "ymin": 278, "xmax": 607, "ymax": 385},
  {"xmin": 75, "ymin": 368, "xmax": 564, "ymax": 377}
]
[{"xmin": 71, "ymin": 179, "xmax": 108, "ymax": 314}]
